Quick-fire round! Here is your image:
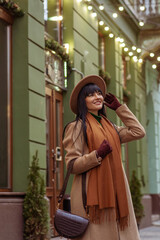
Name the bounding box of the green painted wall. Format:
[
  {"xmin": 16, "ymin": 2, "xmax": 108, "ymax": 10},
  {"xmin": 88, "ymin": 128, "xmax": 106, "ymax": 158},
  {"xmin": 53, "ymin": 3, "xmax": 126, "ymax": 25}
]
[
  {"xmin": 12, "ymin": 0, "xmax": 46, "ymax": 191},
  {"xmin": 145, "ymin": 60, "xmax": 160, "ymax": 194}
]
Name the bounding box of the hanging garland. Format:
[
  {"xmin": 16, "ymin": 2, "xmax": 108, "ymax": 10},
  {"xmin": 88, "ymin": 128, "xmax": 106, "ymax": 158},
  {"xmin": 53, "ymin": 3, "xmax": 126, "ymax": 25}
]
[
  {"xmin": 45, "ymin": 38, "xmax": 72, "ymax": 74},
  {"xmin": 0, "ymin": 0, "xmax": 24, "ymax": 17},
  {"xmin": 99, "ymin": 68, "xmax": 111, "ymax": 85},
  {"xmin": 123, "ymin": 87, "xmax": 131, "ymax": 99}
]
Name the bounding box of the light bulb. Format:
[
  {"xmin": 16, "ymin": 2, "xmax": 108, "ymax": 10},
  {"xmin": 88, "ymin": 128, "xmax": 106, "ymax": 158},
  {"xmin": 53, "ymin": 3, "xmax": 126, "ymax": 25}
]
[
  {"xmin": 133, "ymin": 56, "xmax": 138, "ymax": 62},
  {"xmin": 152, "ymin": 64, "xmax": 157, "ymax": 69},
  {"xmin": 139, "ymin": 58, "xmax": 143, "ymax": 63},
  {"xmin": 137, "ymin": 48, "xmax": 141, "ymax": 53},
  {"xmin": 129, "ymin": 52, "xmax": 133, "ymax": 56},
  {"xmin": 139, "ymin": 21, "xmax": 144, "ymax": 27},
  {"xmin": 109, "ymin": 33, "xmax": 114, "ymax": 38},
  {"xmin": 99, "ymin": 4, "xmax": 104, "ymax": 10},
  {"xmin": 92, "ymin": 12, "xmax": 97, "ymax": 17},
  {"xmin": 119, "ymin": 38, "xmax": 124, "ymax": 43},
  {"xmin": 104, "ymin": 26, "xmax": 109, "ymax": 31},
  {"xmin": 119, "ymin": 6, "xmax": 124, "ymax": 12},
  {"xmin": 150, "ymin": 53, "xmax": 154, "ymax": 57},
  {"xmin": 116, "ymin": 37, "xmax": 120, "ymax": 42},
  {"xmin": 112, "ymin": 13, "xmax": 118, "ymax": 18},
  {"xmin": 120, "ymin": 43, "xmax": 125, "ymax": 47},
  {"xmin": 124, "ymin": 47, "xmax": 128, "ymax": 52},
  {"xmin": 88, "ymin": 5, "xmax": 92, "ymax": 10},
  {"xmin": 99, "ymin": 21, "xmax": 104, "ymax": 26},
  {"xmin": 132, "ymin": 46, "xmax": 136, "ymax": 51},
  {"xmin": 157, "ymin": 56, "xmax": 160, "ymax": 61},
  {"xmin": 140, "ymin": 5, "xmax": 145, "ymax": 11}
]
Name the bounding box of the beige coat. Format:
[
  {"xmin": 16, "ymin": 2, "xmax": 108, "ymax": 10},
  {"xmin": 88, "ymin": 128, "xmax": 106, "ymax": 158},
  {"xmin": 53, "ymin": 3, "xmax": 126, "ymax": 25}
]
[{"xmin": 63, "ymin": 104, "xmax": 145, "ymax": 240}]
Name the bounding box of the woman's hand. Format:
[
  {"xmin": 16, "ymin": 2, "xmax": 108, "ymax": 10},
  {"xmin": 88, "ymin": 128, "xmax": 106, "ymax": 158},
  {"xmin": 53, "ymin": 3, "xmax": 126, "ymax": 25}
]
[
  {"xmin": 104, "ymin": 93, "xmax": 121, "ymax": 110},
  {"xmin": 96, "ymin": 140, "xmax": 112, "ymax": 159}
]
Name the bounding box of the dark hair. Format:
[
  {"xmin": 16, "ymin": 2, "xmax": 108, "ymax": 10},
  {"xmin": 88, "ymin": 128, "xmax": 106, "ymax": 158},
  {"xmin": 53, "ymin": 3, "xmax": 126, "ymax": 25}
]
[
  {"xmin": 63, "ymin": 83, "xmax": 106, "ymax": 143},
  {"xmin": 75, "ymin": 83, "xmax": 106, "ymax": 144}
]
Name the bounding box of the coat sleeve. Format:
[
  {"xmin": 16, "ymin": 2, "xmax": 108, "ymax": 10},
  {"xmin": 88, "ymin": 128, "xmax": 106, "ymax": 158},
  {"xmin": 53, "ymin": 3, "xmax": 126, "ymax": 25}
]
[
  {"xmin": 63, "ymin": 121, "xmax": 102, "ymax": 174},
  {"xmin": 114, "ymin": 104, "xmax": 146, "ymax": 143}
]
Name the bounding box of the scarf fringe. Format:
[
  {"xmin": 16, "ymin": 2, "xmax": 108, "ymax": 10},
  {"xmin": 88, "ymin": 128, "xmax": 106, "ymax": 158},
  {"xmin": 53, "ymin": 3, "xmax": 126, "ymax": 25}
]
[
  {"xmin": 88, "ymin": 206, "xmax": 116, "ymax": 224},
  {"xmin": 88, "ymin": 206, "xmax": 129, "ymax": 231}
]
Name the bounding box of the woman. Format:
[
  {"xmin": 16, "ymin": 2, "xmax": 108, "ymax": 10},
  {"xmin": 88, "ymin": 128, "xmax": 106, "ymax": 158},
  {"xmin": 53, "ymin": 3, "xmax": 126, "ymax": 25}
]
[{"xmin": 63, "ymin": 75, "xmax": 145, "ymax": 240}]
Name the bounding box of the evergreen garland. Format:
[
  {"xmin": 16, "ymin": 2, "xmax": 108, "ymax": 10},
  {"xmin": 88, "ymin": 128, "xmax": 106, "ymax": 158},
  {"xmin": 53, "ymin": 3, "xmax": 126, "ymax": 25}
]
[
  {"xmin": 0, "ymin": 0, "xmax": 24, "ymax": 17},
  {"xmin": 130, "ymin": 170, "xmax": 144, "ymax": 224},
  {"xmin": 23, "ymin": 151, "xmax": 50, "ymax": 240},
  {"xmin": 45, "ymin": 38, "xmax": 72, "ymax": 74},
  {"xmin": 99, "ymin": 67, "xmax": 111, "ymax": 85}
]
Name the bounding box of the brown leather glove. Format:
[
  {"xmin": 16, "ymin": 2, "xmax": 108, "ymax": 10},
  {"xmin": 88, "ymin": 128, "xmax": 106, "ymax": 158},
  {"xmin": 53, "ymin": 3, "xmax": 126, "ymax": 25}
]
[
  {"xmin": 104, "ymin": 93, "xmax": 121, "ymax": 110},
  {"xmin": 96, "ymin": 140, "xmax": 112, "ymax": 159}
]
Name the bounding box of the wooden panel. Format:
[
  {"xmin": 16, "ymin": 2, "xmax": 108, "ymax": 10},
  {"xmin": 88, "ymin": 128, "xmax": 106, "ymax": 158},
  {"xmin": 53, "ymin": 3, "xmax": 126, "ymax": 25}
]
[
  {"xmin": 29, "ymin": 91, "xmax": 45, "ymax": 119},
  {"xmin": 28, "ymin": 41, "xmax": 45, "ymax": 71},
  {"xmin": 29, "ymin": 66, "xmax": 45, "ymax": 95},
  {"xmin": 29, "ymin": 117, "xmax": 46, "ymax": 144},
  {"xmin": 28, "ymin": 16, "xmax": 44, "ymax": 48}
]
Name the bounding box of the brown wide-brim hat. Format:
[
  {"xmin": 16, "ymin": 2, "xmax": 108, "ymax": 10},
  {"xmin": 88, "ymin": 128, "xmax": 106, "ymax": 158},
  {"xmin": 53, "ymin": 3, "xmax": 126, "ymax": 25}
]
[{"xmin": 70, "ymin": 75, "xmax": 106, "ymax": 114}]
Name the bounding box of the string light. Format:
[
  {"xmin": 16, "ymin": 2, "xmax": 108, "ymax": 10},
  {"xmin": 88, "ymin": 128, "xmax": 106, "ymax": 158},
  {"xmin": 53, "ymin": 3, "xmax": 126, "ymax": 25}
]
[
  {"xmin": 81, "ymin": 0, "xmax": 151, "ymax": 65},
  {"xmin": 150, "ymin": 53, "xmax": 155, "ymax": 57},
  {"xmin": 116, "ymin": 37, "xmax": 121, "ymax": 42},
  {"xmin": 91, "ymin": 11, "xmax": 97, "ymax": 17},
  {"xmin": 139, "ymin": 20, "xmax": 144, "ymax": 26},
  {"xmin": 152, "ymin": 64, "xmax": 157, "ymax": 69},
  {"xmin": 109, "ymin": 33, "xmax": 114, "ymax": 38},
  {"xmin": 99, "ymin": 4, "xmax": 104, "ymax": 10},
  {"xmin": 157, "ymin": 57, "xmax": 160, "ymax": 61},
  {"xmin": 99, "ymin": 20, "xmax": 104, "ymax": 26},
  {"xmin": 137, "ymin": 48, "xmax": 141, "ymax": 53},
  {"xmin": 140, "ymin": 5, "xmax": 145, "ymax": 11},
  {"xmin": 119, "ymin": 6, "xmax": 124, "ymax": 12},
  {"xmin": 124, "ymin": 47, "xmax": 129, "ymax": 52},
  {"xmin": 132, "ymin": 46, "xmax": 136, "ymax": 51},
  {"xmin": 112, "ymin": 13, "xmax": 118, "ymax": 18},
  {"xmin": 88, "ymin": 5, "xmax": 92, "ymax": 10},
  {"xmin": 119, "ymin": 38, "xmax": 124, "ymax": 43},
  {"xmin": 120, "ymin": 43, "xmax": 125, "ymax": 47},
  {"xmin": 139, "ymin": 58, "xmax": 143, "ymax": 63},
  {"xmin": 104, "ymin": 26, "xmax": 109, "ymax": 31},
  {"xmin": 129, "ymin": 52, "xmax": 133, "ymax": 56},
  {"xmin": 133, "ymin": 56, "xmax": 138, "ymax": 62}
]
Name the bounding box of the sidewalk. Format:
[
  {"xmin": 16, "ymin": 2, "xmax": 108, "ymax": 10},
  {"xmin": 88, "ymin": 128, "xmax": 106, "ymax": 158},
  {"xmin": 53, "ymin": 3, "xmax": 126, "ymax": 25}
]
[
  {"xmin": 52, "ymin": 221, "xmax": 160, "ymax": 240},
  {"xmin": 140, "ymin": 220, "xmax": 160, "ymax": 240}
]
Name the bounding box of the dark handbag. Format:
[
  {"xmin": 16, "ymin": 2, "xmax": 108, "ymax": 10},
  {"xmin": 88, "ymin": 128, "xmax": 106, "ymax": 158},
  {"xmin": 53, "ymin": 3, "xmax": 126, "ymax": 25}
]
[{"xmin": 54, "ymin": 159, "xmax": 89, "ymax": 239}]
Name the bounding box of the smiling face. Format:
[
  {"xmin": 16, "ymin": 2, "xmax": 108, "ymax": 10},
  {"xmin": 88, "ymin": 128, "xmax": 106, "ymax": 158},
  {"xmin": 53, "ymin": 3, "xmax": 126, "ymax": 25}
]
[{"xmin": 85, "ymin": 90, "xmax": 104, "ymax": 115}]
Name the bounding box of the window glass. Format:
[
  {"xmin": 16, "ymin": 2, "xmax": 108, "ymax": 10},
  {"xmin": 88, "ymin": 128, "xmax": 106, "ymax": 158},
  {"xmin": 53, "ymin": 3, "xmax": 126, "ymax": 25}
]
[
  {"xmin": 44, "ymin": 0, "xmax": 63, "ymax": 43},
  {"xmin": 0, "ymin": 20, "xmax": 10, "ymax": 188}
]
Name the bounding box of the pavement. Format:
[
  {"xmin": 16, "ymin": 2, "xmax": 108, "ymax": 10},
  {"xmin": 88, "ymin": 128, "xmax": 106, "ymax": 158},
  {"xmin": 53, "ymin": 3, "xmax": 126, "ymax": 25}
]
[{"xmin": 52, "ymin": 220, "xmax": 160, "ymax": 240}]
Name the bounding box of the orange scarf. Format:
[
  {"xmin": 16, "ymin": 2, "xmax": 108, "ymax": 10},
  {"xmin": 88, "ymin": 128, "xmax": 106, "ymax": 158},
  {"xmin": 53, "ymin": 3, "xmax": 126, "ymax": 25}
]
[{"xmin": 86, "ymin": 113, "xmax": 129, "ymax": 229}]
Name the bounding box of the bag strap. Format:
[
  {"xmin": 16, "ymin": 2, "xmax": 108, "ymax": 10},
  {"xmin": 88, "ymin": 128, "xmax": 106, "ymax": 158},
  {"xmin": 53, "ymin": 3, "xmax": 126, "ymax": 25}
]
[
  {"xmin": 57, "ymin": 158, "xmax": 76, "ymax": 205},
  {"xmin": 57, "ymin": 159, "xmax": 87, "ymax": 212}
]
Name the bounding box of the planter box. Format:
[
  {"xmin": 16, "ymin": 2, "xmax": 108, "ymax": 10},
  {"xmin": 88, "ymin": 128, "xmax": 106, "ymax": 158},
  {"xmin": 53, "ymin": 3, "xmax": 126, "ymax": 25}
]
[{"xmin": 0, "ymin": 192, "xmax": 25, "ymax": 240}]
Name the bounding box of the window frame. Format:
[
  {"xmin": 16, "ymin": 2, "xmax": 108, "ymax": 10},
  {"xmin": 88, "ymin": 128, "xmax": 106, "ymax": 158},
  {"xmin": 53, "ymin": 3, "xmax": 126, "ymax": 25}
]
[{"xmin": 0, "ymin": 7, "xmax": 13, "ymax": 191}]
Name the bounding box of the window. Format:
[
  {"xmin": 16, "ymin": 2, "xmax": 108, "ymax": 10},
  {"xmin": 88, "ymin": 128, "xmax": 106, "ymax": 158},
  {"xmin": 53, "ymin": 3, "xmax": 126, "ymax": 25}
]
[
  {"xmin": 0, "ymin": 9, "xmax": 13, "ymax": 190},
  {"xmin": 44, "ymin": 0, "xmax": 63, "ymax": 44}
]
